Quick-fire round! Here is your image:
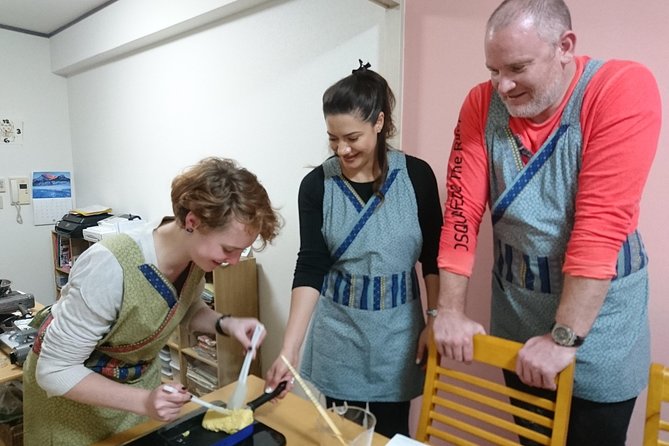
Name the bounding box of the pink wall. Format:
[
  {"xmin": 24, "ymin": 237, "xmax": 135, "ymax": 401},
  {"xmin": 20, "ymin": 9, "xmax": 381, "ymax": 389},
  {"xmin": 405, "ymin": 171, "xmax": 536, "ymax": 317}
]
[{"xmin": 402, "ymin": 1, "xmax": 669, "ymax": 443}]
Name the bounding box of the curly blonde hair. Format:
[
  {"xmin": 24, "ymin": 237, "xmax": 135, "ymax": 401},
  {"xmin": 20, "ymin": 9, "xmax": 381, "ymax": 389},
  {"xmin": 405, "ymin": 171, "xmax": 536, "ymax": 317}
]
[{"xmin": 171, "ymin": 157, "xmax": 281, "ymax": 249}]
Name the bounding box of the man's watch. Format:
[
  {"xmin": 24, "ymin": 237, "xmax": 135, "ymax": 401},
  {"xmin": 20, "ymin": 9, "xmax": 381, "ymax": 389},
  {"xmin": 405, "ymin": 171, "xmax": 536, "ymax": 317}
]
[{"xmin": 550, "ymin": 322, "xmax": 585, "ymax": 347}]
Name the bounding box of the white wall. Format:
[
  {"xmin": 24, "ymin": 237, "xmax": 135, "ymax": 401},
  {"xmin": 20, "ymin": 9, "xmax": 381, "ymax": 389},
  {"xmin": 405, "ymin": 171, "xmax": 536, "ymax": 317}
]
[
  {"xmin": 62, "ymin": 0, "xmax": 400, "ymax": 375},
  {"xmin": 0, "ymin": 29, "xmax": 73, "ymax": 304}
]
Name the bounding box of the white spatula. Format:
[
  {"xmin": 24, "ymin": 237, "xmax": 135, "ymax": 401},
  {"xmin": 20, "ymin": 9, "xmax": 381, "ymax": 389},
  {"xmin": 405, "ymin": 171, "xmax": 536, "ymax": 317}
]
[{"xmin": 227, "ymin": 323, "xmax": 264, "ymax": 410}]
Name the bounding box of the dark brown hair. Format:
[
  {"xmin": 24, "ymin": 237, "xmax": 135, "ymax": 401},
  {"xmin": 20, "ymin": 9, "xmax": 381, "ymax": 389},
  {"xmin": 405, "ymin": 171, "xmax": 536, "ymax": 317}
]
[{"xmin": 322, "ymin": 62, "xmax": 396, "ymax": 196}]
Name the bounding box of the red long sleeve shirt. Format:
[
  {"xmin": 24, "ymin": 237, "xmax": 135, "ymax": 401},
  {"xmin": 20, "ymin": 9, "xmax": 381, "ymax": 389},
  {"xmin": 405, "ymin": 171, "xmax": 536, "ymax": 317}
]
[{"xmin": 439, "ymin": 56, "xmax": 662, "ymax": 279}]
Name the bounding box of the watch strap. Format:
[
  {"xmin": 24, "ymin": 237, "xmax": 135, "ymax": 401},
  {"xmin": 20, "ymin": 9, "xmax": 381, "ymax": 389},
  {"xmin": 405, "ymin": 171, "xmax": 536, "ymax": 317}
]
[
  {"xmin": 567, "ymin": 333, "xmax": 585, "ymax": 347},
  {"xmin": 215, "ymin": 314, "xmax": 231, "ymax": 336}
]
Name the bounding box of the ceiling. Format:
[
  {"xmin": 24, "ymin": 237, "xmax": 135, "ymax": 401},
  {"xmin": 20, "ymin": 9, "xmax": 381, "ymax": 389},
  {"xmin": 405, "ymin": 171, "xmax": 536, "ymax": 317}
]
[{"xmin": 0, "ymin": 0, "xmax": 115, "ymax": 37}]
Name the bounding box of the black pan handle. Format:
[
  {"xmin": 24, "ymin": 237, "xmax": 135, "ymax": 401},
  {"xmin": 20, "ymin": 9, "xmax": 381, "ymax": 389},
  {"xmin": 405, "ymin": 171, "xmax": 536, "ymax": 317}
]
[{"xmin": 247, "ymin": 380, "xmax": 287, "ymax": 411}]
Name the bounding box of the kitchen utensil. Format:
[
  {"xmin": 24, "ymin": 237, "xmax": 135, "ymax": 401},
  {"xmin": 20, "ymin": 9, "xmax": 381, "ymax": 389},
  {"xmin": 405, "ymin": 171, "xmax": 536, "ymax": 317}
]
[
  {"xmin": 124, "ymin": 381, "xmax": 288, "ymax": 446},
  {"xmin": 163, "ymin": 385, "xmax": 231, "ymax": 416},
  {"xmin": 244, "ymin": 380, "xmax": 287, "ymax": 411},
  {"xmin": 0, "ymin": 279, "xmax": 11, "ymax": 297},
  {"xmin": 227, "ymin": 323, "xmax": 264, "ymax": 409},
  {"xmin": 279, "ymin": 355, "xmax": 347, "ymax": 446}
]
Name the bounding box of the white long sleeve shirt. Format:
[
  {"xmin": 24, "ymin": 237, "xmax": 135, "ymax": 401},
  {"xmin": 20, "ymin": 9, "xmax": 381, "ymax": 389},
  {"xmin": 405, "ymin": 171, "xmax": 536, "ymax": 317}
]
[{"xmin": 36, "ymin": 222, "xmax": 160, "ymax": 396}]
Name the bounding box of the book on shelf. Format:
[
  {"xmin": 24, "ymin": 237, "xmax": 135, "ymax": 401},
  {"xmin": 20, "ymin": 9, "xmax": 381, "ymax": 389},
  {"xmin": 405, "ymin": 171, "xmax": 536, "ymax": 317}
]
[
  {"xmin": 200, "ymin": 287, "xmax": 214, "ymax": 306},
  {"xmin": 186, "ymin": 359, "xmax": 218, "ymax": 395},
  {"xmin": 193, "ymin": 335, "xmax": 217, "ymax": 360}
]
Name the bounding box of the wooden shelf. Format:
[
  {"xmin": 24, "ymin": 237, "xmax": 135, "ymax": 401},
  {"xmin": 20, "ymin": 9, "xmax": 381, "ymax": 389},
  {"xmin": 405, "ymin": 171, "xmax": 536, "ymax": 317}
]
[
  {"xmin": 181, "ymin": 347, "xmax": 217, "ymax": 368},
  {"xmin": 50, "ymin": 231, "xmax": 93, "ymax": 300},
  {"xmin": 165, "ymin": 257, "xmax": 259, "ymax": 395}
]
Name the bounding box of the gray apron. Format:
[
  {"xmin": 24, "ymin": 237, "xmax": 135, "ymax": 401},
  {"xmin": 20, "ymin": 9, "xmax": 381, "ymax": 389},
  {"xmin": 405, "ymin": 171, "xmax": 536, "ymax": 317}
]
[
  {"xmin": 301, "ymin": 150, "xmax": 425, "ymax": 401},
  {"xmin": 486, "ymin": 59, "xmax": 650, "ymax": 402}
]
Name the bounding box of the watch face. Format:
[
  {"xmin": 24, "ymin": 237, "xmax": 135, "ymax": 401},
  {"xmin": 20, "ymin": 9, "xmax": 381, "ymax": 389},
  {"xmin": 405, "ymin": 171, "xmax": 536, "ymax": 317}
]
[{"xmin": 552, "ymin": 325, "xmax": 574, "ymax": 346}]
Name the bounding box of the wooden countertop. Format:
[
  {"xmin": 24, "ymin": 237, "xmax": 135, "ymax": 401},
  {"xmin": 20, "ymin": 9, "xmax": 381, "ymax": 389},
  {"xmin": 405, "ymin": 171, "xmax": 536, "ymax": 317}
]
[
  {"xmin": 95, "ymin": 374, "xmax": 390, "ymax": 445},
  {"xmin": 0, "ymin": 355, "xmax": 22, "ymax": 384}
]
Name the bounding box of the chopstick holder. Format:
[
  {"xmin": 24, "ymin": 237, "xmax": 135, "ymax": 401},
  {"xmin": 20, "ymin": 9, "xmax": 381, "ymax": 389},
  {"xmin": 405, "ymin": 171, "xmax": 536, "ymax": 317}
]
[{"xmin": 279, "ymin": 355, "xmax": 347, "ymax": 446}]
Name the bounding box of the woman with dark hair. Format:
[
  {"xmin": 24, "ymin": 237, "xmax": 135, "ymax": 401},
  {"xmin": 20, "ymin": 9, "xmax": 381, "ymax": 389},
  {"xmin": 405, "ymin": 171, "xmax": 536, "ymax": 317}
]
[
  {"xmin": 265, "ymin": 62, "xmax": 442, "ymax": 438},
  {"xmin": 23, "ymin": 157, "xmax": 281, "ymax": 445}
]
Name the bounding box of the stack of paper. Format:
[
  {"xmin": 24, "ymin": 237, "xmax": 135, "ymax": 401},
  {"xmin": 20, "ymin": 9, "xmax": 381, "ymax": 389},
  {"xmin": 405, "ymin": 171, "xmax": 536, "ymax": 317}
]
[{"xmin": 70, "ymin": 204, "xmax": 112, "ymax": 216}]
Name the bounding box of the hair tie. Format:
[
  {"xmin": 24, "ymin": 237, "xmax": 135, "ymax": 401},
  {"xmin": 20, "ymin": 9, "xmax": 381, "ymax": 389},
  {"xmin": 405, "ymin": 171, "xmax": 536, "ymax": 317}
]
[{"xmin": 352, "ymin": 59, "xmax": 371, "ymax": 74}]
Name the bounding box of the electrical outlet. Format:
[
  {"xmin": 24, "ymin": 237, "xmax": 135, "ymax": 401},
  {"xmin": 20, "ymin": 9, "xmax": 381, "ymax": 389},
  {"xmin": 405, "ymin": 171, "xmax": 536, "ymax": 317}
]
[{"xmin": 0, "ymin": 178, "xmax": 5, "ymax": 193}]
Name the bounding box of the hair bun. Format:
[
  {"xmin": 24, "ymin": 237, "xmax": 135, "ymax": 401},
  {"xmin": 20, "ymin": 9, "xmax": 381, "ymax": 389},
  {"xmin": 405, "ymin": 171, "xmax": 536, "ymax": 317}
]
[{"xmin": 352, "ymin": 59, "xmax": 372, "ymax": 74}]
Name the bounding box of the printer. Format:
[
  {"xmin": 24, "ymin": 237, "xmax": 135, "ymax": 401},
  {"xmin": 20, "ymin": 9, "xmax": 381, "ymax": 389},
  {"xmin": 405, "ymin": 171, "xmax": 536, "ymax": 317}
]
[
  {"xmin": 83, "ymin": 214, "xmax": 144, "ymax": 242},
  {"xmin": 56, "ymin": 212, "xmax": 112, "ymax": 238}
]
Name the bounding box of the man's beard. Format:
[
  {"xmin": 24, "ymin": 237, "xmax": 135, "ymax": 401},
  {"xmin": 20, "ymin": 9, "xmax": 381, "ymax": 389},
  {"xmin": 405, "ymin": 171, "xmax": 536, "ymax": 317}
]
[{"xmin": 504, "ymin": 73, "xmax": 564, "ymax": 119}]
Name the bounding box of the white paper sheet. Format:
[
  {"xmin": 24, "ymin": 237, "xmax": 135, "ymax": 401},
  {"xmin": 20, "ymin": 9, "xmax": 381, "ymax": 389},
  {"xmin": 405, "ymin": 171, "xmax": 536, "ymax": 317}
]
[{"xmin": 386, "ymin": 434, "xmax": 426, "ymax": 445}]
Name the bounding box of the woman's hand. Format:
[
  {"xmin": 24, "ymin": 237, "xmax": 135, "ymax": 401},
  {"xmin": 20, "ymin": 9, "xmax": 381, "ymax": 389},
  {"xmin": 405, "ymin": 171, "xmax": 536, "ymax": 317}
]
[
  {"xmin": 222, "ymin": 317, "xmax": 266, "ymax": 352},
  {"xmin": 144, "ymin": 382, "xmax": 191, "ymax": 422},
  {"xmin": 415, "ymin": 325, "xmax": 432, "ymax": 367},
  {"xmin": 264, "ymin": 350, "xmax": 298, "ymax": 398}
]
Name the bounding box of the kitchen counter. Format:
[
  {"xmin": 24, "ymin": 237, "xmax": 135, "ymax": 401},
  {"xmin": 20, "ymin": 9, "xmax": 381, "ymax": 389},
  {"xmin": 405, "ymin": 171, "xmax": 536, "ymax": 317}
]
[
  {"xmin": 0, "ymin": 357, "xmax": 22, "ymax": 385},
  {"xmin": 95, "ymin": 374, "xmax": 390, "ymax": 445}
]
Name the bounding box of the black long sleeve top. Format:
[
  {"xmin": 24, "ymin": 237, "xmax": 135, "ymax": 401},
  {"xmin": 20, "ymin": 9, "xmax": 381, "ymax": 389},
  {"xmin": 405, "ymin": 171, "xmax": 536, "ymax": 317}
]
[{"xmin": 292, "ymin": 154, "xmax": 443, "ymax": 291}]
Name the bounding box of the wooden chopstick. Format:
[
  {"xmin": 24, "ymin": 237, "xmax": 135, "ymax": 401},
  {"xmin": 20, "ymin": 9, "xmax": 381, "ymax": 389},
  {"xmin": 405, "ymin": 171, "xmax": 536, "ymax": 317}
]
[{"xmin": 279, "ymin": 355, "xmax": 347, "ymax": 446}]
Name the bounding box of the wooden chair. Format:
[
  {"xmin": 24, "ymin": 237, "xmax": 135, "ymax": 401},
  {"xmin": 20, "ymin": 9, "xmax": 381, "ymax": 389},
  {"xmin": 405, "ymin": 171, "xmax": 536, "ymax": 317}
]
[
  {"xmin": 416, "ymin": 334, "xmax": 574, "ymax": 445},
  {"xmin": 643, "ymin": 362, "xmax": 669, "ymax": 446}
]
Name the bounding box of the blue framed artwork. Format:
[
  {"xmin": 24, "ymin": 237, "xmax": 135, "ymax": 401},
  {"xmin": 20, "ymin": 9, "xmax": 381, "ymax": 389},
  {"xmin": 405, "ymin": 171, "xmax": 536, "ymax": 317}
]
[{"xmin": 32, "ymin": 171, "xmax": 72, "ymax": 198}]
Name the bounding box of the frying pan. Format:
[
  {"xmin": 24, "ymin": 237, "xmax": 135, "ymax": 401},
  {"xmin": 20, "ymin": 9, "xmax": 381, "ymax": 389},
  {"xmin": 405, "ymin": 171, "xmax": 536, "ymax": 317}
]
[{"xmin": 124, "ymin": 381, "xmax": 288, "ymax": 446}]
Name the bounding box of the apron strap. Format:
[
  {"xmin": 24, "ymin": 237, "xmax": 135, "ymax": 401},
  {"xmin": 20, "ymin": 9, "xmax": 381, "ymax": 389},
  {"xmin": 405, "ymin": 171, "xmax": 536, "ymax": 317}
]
[
  {"xmin": 332, "ymin": 168, "xmax": 401, "ymax": 261},
  {"xmin": 492, "ymin": 124, "xmax": 569, "ymax": 225}
]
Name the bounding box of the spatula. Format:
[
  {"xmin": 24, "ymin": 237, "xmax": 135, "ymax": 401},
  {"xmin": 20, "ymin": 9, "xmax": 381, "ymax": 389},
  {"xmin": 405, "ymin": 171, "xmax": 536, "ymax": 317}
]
[{"xmin": 227, "ymin": 323, "xmax": 264, "ymax": 409}]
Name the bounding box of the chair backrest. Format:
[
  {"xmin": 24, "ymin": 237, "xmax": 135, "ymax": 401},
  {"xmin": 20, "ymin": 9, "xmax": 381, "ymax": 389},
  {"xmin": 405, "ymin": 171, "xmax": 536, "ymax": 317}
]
[
  {"xmin": 643, "ymin": 362, "xmax": 669, "ymax": 446},
  {"xmin": 416, "ymin": 334, "xmax": 574, "ymax": 446}
]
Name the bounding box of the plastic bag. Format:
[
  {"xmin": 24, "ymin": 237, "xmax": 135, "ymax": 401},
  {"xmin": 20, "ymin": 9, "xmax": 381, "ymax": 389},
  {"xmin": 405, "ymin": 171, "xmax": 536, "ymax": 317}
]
[{"xmin": 0, "ymin": 380, "xmax": 23, "ymax": 423}]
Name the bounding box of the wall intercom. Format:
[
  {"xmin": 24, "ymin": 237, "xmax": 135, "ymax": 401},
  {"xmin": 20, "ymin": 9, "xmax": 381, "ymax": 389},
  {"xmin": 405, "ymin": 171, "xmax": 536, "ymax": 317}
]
[{"xmin": 9, "ymin": 177, "xmax": 30, "ymax": 205}]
